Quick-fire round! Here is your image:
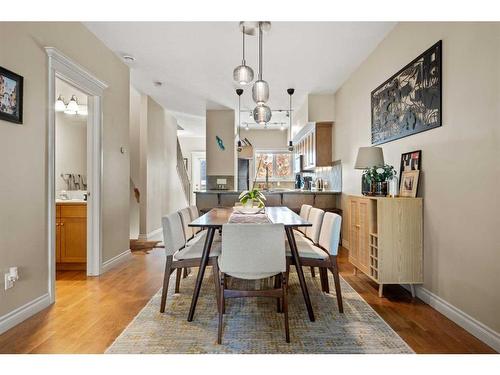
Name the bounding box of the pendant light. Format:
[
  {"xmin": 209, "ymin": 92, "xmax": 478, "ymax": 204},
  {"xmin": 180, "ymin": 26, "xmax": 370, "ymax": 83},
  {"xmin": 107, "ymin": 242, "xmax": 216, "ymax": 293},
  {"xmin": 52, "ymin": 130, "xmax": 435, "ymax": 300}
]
[
  {"xmin": 287, "ymin": 88, "xmax": 295, "ymax": 151},
  {"xmin": 253, "ymin": 103, "xmax": 272, "ymax": 125},
  {"xmin": 236, "ymin": 88, "xmax": 243, "ymax": 152},
  {"xmin": 55, "ymin": 95, "xmax": 66, "ymax": 112},
  {"xmin": 252, "ymin": 22, "xmax": 270, "ymax": 105},
  {"xmin": 233, "ymin": 26, "xmax": 254, "ymax": 85}
]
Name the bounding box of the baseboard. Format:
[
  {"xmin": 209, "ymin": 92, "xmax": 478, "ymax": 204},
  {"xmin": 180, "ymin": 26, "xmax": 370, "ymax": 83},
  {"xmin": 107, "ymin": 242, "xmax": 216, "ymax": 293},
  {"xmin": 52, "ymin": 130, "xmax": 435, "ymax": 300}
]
[
  {"xmin": 0, "ymin": 293, "xmax": 51, "ymax": 335},
  {"xmin": 402, "ymin": 284, "xmax": 500, "ymax": 352},
  {"xmin": 102, "ymin": 249, "xmax": 131, "ymax": 273},
  {"xmin": 146, "ymin": 227, "xmax": 162, "ymax": 240}
]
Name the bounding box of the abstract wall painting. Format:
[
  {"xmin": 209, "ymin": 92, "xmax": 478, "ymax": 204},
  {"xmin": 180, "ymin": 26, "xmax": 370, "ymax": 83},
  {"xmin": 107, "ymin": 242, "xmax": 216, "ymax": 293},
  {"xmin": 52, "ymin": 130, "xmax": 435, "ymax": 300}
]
[
  {"xmin": 0, "ymin": 66, "xmax": 24, "ymax": 124},
  {"xmin": 371, "ymin": 41, "xmax": 442, "ymax": 145}
]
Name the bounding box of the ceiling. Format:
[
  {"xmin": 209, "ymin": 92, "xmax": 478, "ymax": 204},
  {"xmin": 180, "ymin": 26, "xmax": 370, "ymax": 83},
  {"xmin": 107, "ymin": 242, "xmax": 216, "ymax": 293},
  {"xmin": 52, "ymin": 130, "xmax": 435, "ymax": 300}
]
[{"xmin": 84, "ymin": 22, "xmax": 395, "ymax": 136}]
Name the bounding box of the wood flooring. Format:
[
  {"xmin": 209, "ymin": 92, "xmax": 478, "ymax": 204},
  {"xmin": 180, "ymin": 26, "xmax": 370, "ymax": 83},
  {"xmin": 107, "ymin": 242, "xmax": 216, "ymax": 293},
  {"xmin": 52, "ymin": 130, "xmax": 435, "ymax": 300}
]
[{"xmin": 0, "ymin": 247, "xmax": 496, "ymax": 354}]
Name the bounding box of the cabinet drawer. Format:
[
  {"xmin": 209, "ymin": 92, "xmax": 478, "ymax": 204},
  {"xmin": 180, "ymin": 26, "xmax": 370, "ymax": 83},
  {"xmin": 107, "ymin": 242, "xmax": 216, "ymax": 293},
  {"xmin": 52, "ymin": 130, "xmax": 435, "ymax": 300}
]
[{"xmin": 60, "ymin": 204, "xmax": 87, "ymax": 218}]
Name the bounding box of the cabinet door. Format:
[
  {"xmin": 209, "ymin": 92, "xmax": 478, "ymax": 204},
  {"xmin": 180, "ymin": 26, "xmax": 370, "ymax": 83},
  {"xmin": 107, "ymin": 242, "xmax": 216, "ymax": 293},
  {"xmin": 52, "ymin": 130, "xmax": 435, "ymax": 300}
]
[
  {"xmin": 60, "ymin": 217, "xmax": 87, "ymax": 263},
  {"xmin": 56, "ymin": 221, "xmax": 61, "ymax": 262},
  {"xmin": 358, "ymin": 199, "xmax": 371, "ymax": 274},
  {"xmin": 349, "ymin": 198, "xmax": 359, "ymax": 264}
]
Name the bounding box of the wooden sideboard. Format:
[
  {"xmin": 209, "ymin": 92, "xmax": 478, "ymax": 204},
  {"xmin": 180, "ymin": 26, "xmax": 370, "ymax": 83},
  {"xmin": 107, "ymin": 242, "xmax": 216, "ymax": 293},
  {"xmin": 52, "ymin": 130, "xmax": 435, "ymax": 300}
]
[
  {"xmin": 56, "ymin": 203, "xmax": 87, "ymax": 270},
  {"xmin": 346, "ymin": 195, "xmax": 423, "ymax": 297}
]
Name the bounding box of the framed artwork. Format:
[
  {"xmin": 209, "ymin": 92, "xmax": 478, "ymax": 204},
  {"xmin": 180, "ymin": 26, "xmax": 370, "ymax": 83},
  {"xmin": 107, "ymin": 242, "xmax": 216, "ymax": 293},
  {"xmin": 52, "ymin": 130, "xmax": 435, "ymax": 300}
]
[
  {"xmin": 399, "ymin": 150, "xmax": 421, "ymax": 189},
  {"xmin": 0, "ymin": 66, "xmax": 24, "ymax": 124},
  {"xmin": 400, "ymin": 170, "xmax": 420, "ymax": 198},
  {"xmin": 371, "ymin": 40, "xmax": 442, "ymax": 145}
]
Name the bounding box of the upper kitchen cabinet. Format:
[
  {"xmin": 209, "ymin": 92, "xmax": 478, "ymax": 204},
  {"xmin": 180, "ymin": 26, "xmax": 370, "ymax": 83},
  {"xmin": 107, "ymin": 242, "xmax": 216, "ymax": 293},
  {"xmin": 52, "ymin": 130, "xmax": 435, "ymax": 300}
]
[{"xmin": 294, "ymin": 122, "xmax": 333, "ymax": 170}]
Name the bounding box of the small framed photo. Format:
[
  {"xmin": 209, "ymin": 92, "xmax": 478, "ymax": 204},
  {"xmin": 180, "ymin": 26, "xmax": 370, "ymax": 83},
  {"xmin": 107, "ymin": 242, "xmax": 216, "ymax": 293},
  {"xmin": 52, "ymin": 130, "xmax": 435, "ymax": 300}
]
[
  {"xmin": 0, "ymin": 66, "xmax": 23, "ymax": 124},
  {"xmin": 400, "ymin": 170, "xmax": 420, "ymax": 198},
  {"xmin": 399, "ymin": 150, "xmax": 421, "ymax": 188}
]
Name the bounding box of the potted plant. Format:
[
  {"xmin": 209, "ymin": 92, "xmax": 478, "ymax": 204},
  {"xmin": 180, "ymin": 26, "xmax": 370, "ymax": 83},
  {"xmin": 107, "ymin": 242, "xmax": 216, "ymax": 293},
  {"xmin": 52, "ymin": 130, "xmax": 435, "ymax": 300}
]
[
  {"xmin": 362, "ymin": 165, "xmax": 396, "ymax": 196},
  {"xmin": 238, "ymin": 188, "xmax": 266, "ymax": 208}
]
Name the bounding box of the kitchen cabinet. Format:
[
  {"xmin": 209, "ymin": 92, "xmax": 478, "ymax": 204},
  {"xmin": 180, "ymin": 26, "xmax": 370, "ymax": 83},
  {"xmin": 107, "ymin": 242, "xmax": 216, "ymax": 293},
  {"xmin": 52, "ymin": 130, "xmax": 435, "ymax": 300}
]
[
  {"xmin": 347, "ymin": 196, "xmax": 423, "ymax": 297},
  {"xmin": 293, "ymin": 122, "xmax": 332, "ymax": 170},
  {"xmin": 56, "ymin": 203, "xmax": 87, "ymax": 270}
]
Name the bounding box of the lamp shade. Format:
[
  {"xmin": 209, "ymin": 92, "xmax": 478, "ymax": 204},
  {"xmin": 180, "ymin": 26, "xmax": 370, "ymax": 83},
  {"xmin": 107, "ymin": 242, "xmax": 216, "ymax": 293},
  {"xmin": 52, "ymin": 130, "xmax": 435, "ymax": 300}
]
[
  {"xmin": 253, "ymin": 103, "xmax": 272, "ymax": 125},
  {"xmin": 233, "ymin": 64, "xmax": 254, "ymax": 85},
  {"xmin": 252, "ymin": 79, "xmax": 269, "ymax": 104},
  {"xmin": 354, "ymin": 147, "xmax": 384, "ymax": 169},
  {"xmin": 55, "ymin": 95, "xmax": 66, "ymax": 112}
]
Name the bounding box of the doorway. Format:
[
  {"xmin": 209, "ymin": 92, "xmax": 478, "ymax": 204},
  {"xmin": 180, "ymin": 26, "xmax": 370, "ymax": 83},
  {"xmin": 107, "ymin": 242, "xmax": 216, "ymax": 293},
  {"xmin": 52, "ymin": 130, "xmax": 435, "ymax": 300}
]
[
  {"xmin": 46, "ymin": 47, "xmax": 107, "ymax": 303},
  {"xmin": 191, "ymin": 151, "xmax": 206, "ymax": 204}
]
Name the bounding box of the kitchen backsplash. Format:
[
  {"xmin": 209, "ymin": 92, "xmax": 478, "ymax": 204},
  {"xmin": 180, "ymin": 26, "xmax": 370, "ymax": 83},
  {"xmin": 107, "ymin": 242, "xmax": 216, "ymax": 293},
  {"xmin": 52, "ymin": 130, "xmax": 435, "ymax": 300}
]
[{"xmin": 303, "ymin": 161, "xmax": 342, "ymax": 191}]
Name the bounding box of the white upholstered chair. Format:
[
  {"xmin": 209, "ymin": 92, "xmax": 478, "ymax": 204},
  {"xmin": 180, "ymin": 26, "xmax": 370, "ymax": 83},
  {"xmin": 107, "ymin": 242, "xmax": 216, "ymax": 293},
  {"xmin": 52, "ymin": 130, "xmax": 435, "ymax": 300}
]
[
  {"xmin": 295, "ymin": 204, "xmax": 312, "ymax": 235},
  {"xmin": 287, "ymin": 212, "xmax": 343, "ymax": 313},
  {"xmin": 159, "ymin": 212, "xmax": 221, "ymax": 313},
  {"xmin": 217, "ymin": 223, "xmax": 290, "ymax": 344}
]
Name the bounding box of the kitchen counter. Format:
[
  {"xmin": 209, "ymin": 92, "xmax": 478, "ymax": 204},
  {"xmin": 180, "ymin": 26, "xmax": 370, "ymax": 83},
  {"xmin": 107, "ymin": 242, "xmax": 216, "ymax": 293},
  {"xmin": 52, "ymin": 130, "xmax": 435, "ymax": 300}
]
[
  {"xmin": 56, "ymin": 199, "xmax": 87, "ymax": 204},
  {"xmin": 195, "ymin": 190, "xmax": 341, "ymax": 213}
]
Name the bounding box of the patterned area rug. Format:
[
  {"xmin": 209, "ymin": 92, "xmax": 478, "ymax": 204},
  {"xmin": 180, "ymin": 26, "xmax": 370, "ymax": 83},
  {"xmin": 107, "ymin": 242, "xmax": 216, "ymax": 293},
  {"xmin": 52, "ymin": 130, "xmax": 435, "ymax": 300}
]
[{"xmin": 106, "ymin": 270, "xmax": 413, "ymax": 354}]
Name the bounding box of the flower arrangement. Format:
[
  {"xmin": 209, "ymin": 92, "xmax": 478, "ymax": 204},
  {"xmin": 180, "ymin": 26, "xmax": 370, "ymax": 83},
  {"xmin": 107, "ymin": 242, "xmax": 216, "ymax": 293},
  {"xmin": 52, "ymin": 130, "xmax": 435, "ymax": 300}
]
[
  {"xmin": 238, "ymin": 188, "xmax": 266, "ymax": 208},
  {"xmin": 362, "ymin": 165, "xmax": 396, "ymax": 196}
]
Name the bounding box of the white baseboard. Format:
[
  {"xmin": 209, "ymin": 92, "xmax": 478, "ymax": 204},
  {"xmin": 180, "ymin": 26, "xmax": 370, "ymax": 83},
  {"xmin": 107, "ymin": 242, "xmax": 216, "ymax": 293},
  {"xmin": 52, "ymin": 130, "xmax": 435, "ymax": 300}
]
[
  {"xmin": 146, "ymin": 227, "xmax": 162, "ymax": 240},
  {"xmin": 402, "ymin": 284, "xmax": 500, "ymax": 352},
  {"xmin": 0, "ymin": 293, "xmax": 51, "ymax": 335},
  {"xmin": 102, "ymin": 249, "xmax": 131, "ymax": 273}
]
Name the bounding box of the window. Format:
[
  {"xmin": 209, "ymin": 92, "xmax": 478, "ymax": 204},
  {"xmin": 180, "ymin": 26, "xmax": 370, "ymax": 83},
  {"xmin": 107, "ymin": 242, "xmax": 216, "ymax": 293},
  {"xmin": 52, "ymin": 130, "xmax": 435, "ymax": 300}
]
[{"xmin": 255, "ymin": 150, "xmax": 293, "ymax": 180}]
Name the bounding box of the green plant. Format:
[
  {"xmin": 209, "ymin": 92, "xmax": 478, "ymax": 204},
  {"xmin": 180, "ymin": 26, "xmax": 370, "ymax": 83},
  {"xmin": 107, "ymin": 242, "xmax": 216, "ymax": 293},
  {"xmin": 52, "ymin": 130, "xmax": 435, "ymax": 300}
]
[
  {"xmin": 363, "ymin": 164, "xmax": 396, "ymax": 184},
  {"xmin": 238, "ymin": 188, "xmax": 266, "ymax": 208}
]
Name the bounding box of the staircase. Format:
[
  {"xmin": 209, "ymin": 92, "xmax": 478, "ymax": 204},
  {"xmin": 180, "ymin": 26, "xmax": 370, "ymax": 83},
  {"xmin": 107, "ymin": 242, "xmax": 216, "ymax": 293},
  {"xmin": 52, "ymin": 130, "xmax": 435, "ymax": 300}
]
[{"xmin": 176, "ymin": 138, "xmax": 191, "ymax": 204}]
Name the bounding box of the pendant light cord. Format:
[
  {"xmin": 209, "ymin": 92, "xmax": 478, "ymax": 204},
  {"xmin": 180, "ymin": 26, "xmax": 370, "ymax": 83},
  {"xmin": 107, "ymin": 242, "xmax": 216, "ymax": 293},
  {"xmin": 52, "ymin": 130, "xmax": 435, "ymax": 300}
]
[
  {"xmin": 242, "ymin": 26, "xmax": 246, "ymax": 64},
  {"xmin": 238, "ymin": 95, "xmax": 241, "ymax": 140},
  {"xmin": 289, "ymin": 94, "xmax": 292, "ymax": 142},
  {"xmin": 258, "ymin": 22, "xmax": 263, "ymax": 80}
]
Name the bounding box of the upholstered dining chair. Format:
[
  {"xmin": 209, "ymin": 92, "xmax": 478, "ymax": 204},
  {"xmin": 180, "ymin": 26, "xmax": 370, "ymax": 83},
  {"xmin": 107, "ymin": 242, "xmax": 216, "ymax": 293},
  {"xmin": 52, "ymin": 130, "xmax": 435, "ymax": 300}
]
[
  {"xmin": 286, "ymin": 212, "xmax": 343, "ymax": 313},
  {"xmin": 292, "ymin": 206, "xmax": 324, "ymax": 277},
  {"xmin": 188, "ymin": 205, "xmax": 203, "ymax": 234},
  {"xmin": 217, "ymin": 223, "xmax": 290, "ymax": 344},
  {"xmin": 295, "ymin": 204, "xmax": 312, "ymax": 235},
  {"xmin": 160, "ymin": 212, "xmax": 221, "ymax": 313}
]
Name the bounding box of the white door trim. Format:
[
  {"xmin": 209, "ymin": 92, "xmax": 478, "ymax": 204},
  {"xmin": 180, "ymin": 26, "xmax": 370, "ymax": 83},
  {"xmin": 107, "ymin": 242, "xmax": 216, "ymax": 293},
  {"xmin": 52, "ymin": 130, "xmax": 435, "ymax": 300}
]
[{"xmin": 46, "ymin": 47, "xmax": 108, "ymax": 303}]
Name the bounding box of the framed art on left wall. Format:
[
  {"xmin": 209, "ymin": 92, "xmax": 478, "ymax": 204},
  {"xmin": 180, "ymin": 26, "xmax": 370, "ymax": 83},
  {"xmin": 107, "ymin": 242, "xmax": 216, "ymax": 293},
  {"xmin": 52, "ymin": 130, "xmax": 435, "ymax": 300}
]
[{"xmin": 0, "ymin": 66, "xmax": 23, "ymax": 124}]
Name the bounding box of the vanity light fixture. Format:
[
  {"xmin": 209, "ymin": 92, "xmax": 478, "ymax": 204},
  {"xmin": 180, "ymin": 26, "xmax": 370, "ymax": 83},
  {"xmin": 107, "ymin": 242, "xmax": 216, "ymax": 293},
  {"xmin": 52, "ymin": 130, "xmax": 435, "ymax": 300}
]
[
  {"xmin": 233, "ymin": 25, "xmax": 254, "ymax": 85},
  {"xmin": 236, "ymin": 88, "xmax": 244, "ymax": 152},
  {"xmin": 65, "ymin": 95, "xmax": 79, "ymax": 114},
  {"xmin": 55, "ymin": 95, "xmax": 66, "ymax": 112},
  {"xmin": 287, "ymin": 88, "xmax": 295, "ymax": 152}
]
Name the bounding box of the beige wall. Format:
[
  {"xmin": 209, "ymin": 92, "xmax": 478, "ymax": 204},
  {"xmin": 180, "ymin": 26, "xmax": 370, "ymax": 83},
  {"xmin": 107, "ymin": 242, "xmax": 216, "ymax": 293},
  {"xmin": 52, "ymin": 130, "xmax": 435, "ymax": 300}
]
[
  {"xmin": 129, "ymin": 93, "xmax": 187, "ymax": 237},
  {"xmin": 179, "ymin": 136, "xmax": 205, "ymax": 177},
  {"xmin": 0, "ymin": 22, "xmax": 130, "ymax": 319},
  {"xmin": 333, "ymin": 22, "xmax": 500, "ymax": 333},
  {"xmin": 206, "ymin": 110, "xmax": 235, "ymax": 178},
  {"xmin": 308, "ymin": 94, "xmax": 335, "ymax": 122}
]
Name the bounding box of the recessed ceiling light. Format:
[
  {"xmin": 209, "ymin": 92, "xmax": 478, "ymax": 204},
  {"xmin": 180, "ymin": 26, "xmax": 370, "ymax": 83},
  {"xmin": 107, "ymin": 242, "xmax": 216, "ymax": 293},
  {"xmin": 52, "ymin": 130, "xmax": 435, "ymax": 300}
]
[{"xmin": 122, "ymin": 54, "xmax": 135, "ymax": 63}]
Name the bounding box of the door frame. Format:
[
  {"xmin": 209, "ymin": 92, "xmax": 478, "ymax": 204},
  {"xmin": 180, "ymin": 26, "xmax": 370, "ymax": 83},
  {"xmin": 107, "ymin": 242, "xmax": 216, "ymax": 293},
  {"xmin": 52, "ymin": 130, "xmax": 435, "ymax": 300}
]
[
  {"xmin": 46, "ymin": 47, "xmax": 108, "ymax": 303},
  {"xmin": 191, "ymin": 151, "xmax": 206, "ymax": 203}
]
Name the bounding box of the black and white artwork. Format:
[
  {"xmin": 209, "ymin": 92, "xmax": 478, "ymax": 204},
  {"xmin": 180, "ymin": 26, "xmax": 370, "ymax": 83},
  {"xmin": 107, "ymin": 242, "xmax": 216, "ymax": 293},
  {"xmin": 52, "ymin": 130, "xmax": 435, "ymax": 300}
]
[
  {"xmin": 0, "ymin": 66, "xmax": 23, "ymax": 124},
  {"xmin": 371, "ymin": 40, "xmax": 442, "ymax": 145}
]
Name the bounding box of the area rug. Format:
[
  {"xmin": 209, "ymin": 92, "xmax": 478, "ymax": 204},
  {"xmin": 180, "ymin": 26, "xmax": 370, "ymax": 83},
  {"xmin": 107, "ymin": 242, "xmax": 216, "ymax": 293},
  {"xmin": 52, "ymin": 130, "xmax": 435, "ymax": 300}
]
[{"xmin": 106, "ymin": 270, "xmax": 414, "ymax": 354}]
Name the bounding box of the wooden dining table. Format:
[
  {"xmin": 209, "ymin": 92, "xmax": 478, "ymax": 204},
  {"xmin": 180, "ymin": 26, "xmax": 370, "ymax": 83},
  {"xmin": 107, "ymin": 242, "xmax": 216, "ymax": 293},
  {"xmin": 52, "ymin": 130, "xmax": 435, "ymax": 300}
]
[{"xmin": 187, "ymin": 206, "xmax": 315, "ymax": 322}]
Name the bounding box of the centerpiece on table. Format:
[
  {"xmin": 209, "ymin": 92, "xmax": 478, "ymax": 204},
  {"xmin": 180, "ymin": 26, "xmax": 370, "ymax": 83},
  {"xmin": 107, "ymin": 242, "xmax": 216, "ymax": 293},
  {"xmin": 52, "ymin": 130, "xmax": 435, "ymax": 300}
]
[
  {"xmin": 238, "ymin": 188, "xmax": 266, "ymax": 209},
  {"xmin": 362, "ymin": 164, "xmax": 396, "ymax": 196}
]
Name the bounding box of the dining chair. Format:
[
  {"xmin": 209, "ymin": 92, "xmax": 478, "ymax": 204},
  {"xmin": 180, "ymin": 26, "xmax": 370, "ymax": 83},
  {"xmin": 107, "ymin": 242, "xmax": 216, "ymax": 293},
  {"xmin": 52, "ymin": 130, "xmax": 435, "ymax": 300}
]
[
  {"xmin": 160, "ymin": 212, "xmax": 221, "ymax": 313},
  {"xmin": 217, "ymin": 223, "xmax": 290, "ymax": 344},
  {"xmin": 188, "ymin": 205, "xmax": 203, "ymax": 234},
  {"xmin": 292, "ymin": 206, "xmax": 323, "ymax": 277},
  {"xmin": 286, "ymin": 212, "xmax": 343, "ymax": 313},
  {"xmin": 297, "ymin": 204, "xmax": 312, "ymax": 235}
]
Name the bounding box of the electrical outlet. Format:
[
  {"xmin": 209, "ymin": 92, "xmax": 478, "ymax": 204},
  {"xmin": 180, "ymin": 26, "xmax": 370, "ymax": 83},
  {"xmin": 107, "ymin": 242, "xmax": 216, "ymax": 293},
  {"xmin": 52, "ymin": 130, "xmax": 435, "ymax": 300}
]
[{"xmin": 4, "ymin": 273, "xmax": 14, "ymax": 290}]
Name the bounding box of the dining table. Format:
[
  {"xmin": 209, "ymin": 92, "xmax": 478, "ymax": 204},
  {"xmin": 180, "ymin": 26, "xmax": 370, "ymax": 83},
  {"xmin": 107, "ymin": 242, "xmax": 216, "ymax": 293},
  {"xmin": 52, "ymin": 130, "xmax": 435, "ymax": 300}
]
[{"xmin": 187, "ymin": 206, "xmax": 315, "ymax": 322}]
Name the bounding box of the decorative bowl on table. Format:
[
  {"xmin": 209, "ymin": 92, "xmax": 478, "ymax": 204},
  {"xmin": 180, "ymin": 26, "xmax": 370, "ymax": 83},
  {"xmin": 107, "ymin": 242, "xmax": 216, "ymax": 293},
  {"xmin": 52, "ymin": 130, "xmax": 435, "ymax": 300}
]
[{"xmin": 233, "ymin": 206, "xmax": 264, "ymax": 215}]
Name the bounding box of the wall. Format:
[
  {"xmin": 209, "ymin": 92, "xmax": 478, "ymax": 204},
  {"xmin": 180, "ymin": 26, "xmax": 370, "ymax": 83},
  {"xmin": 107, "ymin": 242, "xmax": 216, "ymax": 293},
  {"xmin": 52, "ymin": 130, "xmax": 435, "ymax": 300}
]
[
  {"xmin": 55, "ymin": 113, "xmax": 87, "ymax": 192},
  {"xmin": 308, "ymin": 94, "xmax": 335, "ymax": 122},
  {"xmin": 0, "ymin": 22, "xmax": 130, "ymax": 322},
  {"xmin": 129, "ymin": 92, "xmax": 188, "ymax": 238},
  {"xmin": 206, "ymin": 110, "xmax": 235, "ymax": 184},
  {"xmin": 333, "ymin": 22, "xmax": 500, "ymax": 337}
]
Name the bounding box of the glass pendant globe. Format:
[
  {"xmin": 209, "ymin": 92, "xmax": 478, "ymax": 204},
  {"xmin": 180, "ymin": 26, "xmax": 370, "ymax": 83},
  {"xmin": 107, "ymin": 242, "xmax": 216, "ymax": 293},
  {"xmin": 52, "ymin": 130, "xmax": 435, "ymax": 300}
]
[
  {"xmin": 66, "ymin": 96, "xmax": 79, "ymax": 113},
  {"xmin": 253, "ymin": 104, "xmax": 272, "ymax": 125},
  {"xmin": 233, "ymin": 64, "xmax": 254, "ymax": 85},
  {"xmin": 252, "ymin": 80, "xmax": 269, "ymax": 104}
]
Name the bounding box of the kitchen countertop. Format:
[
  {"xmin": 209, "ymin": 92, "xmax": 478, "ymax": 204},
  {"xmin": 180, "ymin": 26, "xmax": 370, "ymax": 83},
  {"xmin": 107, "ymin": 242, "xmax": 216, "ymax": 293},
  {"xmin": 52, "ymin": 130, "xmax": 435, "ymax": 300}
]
[
  {"xmin": 56, "ymin": 199, "xmax": 87, "ymax": 204},
  {"xmin": 194, "ymin": 190, "xmax": 341, "ymax": 195}
]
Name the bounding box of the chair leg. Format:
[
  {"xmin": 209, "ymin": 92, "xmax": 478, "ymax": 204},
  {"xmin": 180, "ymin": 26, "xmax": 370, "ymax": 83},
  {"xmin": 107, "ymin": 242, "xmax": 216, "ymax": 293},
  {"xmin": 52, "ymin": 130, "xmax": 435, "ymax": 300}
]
[
  {"xmin": 319, "ymin": 267, "xmax": 330, "ymax": 293},
  {"xmin": 212, "ymin": 259, "xmax": 221, "ymax": 313},
  {"xmin": 282, "ymin": 272, "xmax": 290, "ymax": 343},
  {"xmin": 274, "ymin": 273, "xmax": 282, "ymax": 313},
  {"xmin": 160, "ymin": 255, "xmax": 173, "ymax": 313},
  {"xmin": 175, "ymin": 268, "xmax": 182, "ymax": 293},
  {"xmin": 183, "ymin": 267, "xmax": 190, "ymax": 278},
  {"xmin": 217, "ymin": 273, "xmax": 225, "ymax": 345},
  {"xmin": 310, "ymin": 267, "xmax": 316, "ymax": 278},
  {"xmin": 329, "ymin": 256, "xmax": 344, "ymax": 313}
]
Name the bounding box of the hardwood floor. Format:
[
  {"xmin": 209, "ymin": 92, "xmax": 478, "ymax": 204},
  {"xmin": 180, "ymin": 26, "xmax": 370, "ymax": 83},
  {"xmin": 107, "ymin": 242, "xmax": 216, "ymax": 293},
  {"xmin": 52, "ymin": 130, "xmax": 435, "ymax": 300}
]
[{"xmin": 0, "ymin": 247, "xmax": 495, "ymax": 354}]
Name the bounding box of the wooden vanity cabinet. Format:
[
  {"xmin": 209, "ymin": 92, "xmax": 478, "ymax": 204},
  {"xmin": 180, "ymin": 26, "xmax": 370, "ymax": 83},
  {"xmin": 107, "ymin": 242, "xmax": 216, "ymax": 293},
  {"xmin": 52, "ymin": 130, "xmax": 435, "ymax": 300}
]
[{"xmin": 56, "ymin": 203, "xmax": 87, "ymax": 270}]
